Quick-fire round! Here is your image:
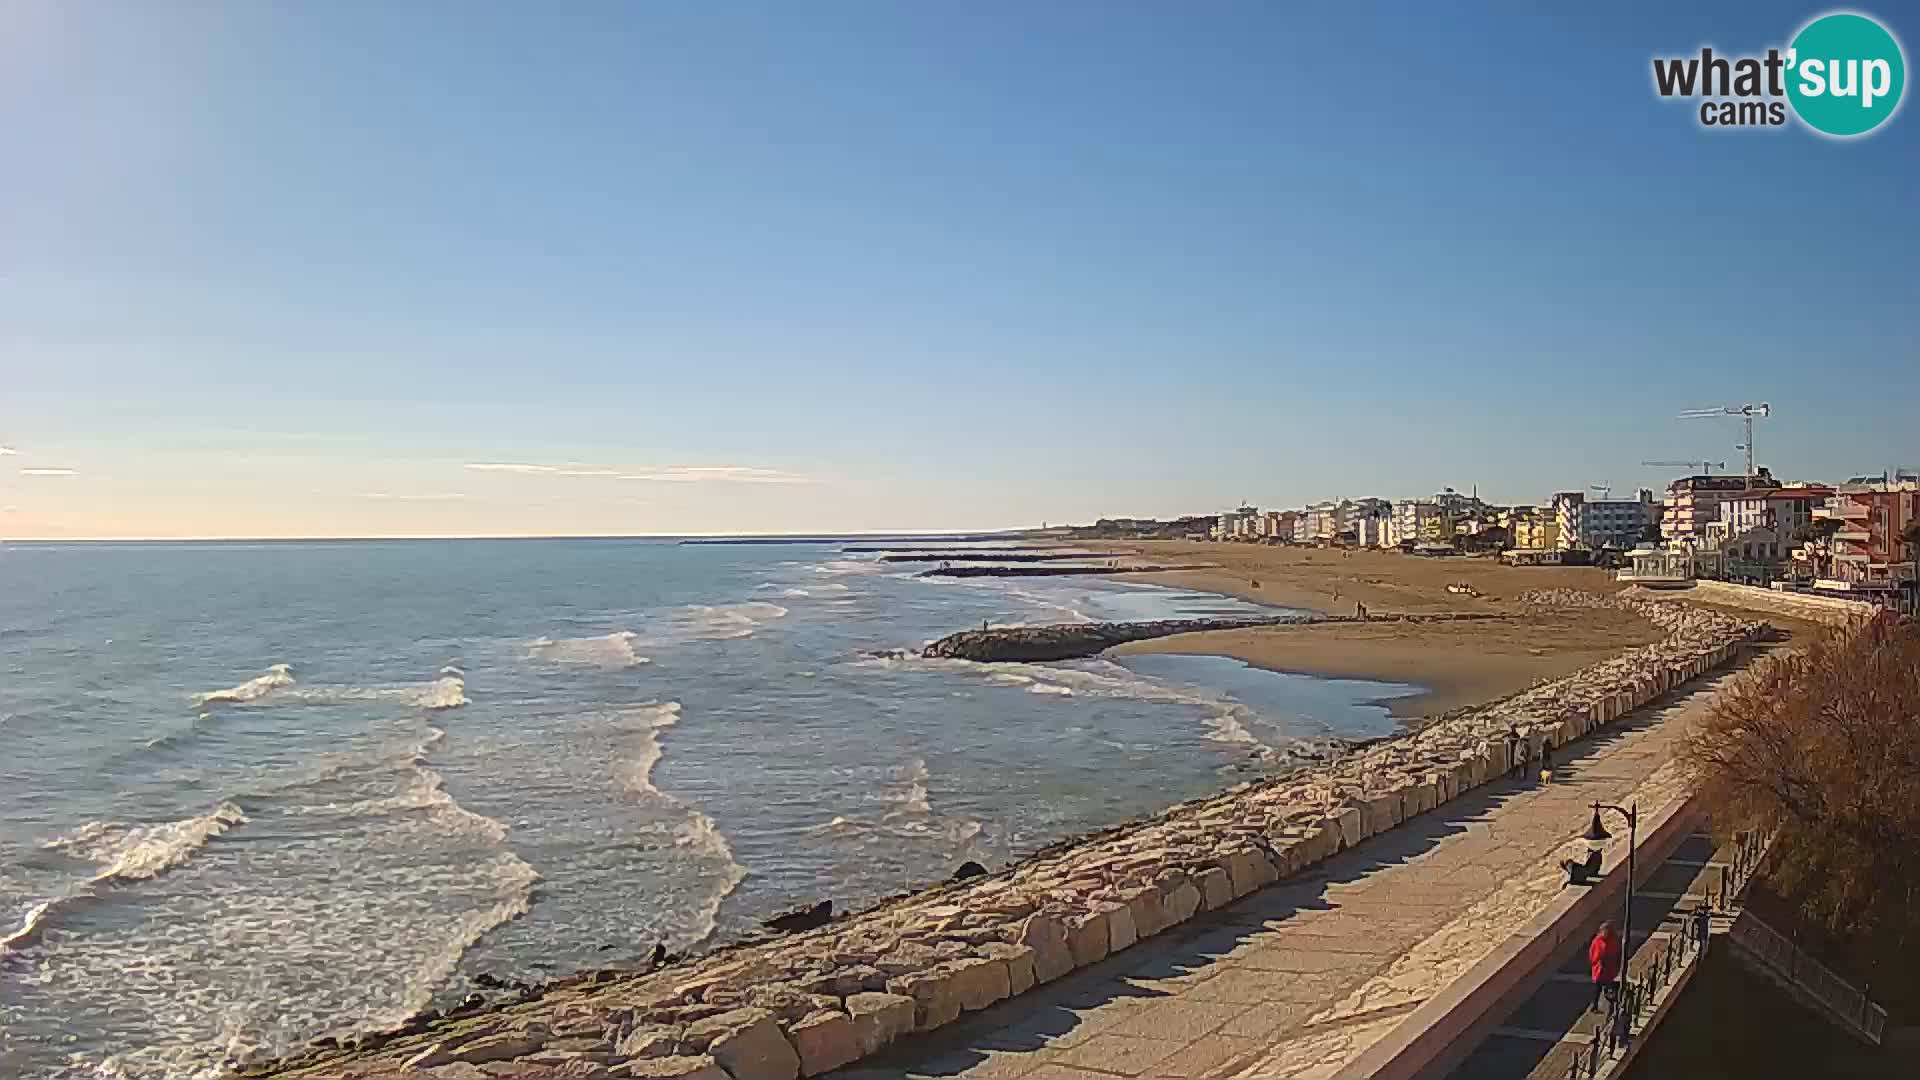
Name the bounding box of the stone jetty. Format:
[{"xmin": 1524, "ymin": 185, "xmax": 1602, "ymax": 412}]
[
  {"xmin": 917, "ymin": 564, "xmax": 1206, "ymax": 579},
  {"xmin": 921, "ymin": 610, "xmax": 1503, "ymax": 663},
  {"xmin": 247, "ymin": 591, "xmax": 1765, "ymax": 1080},
  {"xmin": 879, "ymin": 552, "xmax": 1095, "ymax": 563}
]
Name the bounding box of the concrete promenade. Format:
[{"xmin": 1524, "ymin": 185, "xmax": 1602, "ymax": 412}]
[{"xmin": 829, "ymin": 671, "xmax": 1734, "ymax": 1080}]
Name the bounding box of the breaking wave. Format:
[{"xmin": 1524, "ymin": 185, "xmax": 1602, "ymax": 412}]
[
  {"xmin": 661, "ymin": 601, "xmax": 788, "ymax": 642},
  {"xmin": 3, "ymin": 801, "xmax": 249, "ymax": 958},
  {"xmin": 857, "ymin": 653, "xmax": 1324, "ymax": 764},
  {"xmin": 613, "ymin": 702, "xmax": 684, "ymax": 800},
  {"xmin": 195, "ymin": 664, "xmax": 295, "ymax": 705},
  {"xmin": 197, "ymin": 665, "xmax": 467, "ymax": 711},
  {"xmin": 607, "ymin": 702, "xmax": 745, "ymax": 946},
  {"xmin": 529, "ymin": 631, "xmax": 650, "ymax": 668}
]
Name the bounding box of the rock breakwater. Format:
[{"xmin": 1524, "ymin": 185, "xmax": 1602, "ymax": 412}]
[
  {"xmin": 249, "ymin": 592, "xmax": 1766, "ymax": 1080},
  {"xmin": 921, "ymin": 611, "xmax": 1506, "ymax": 663}
]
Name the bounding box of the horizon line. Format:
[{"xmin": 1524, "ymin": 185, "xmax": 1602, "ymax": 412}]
[{"xmin": 0, "ymin": 527, "xmax": 1046, "ymax": 544}]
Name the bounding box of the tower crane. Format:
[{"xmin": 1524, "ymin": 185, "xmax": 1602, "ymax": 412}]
[
  {"xmin": 1642, "ymin": 459, "xmax": 1727, "ymax": 475},
  {"xmin": 1677, "ymin": 403, "xmax": 1770, "ymax": 479}
]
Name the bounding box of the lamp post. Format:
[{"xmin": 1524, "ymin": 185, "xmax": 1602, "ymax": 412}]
[{"xmin": 1586, "ymin": 802, "xmax": 1640, "ymax": 955}]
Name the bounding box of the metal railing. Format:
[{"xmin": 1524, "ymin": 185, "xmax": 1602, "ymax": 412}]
[
  {"xmin": 1727, "ymin": 914, "xmax": 1887, "ymax": 1045},
  {"xmin": 1562, "ymin": 831, "xmax": 1771, "ymax": 1079}
]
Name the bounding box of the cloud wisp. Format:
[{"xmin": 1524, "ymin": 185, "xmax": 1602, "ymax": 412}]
[
  {"xmin": 19, "ymin": 467, "xmax": 77, "ymax": 477},
  {"xmin": 464, "ymin": 462, "xmax": 811, "ymax": 484},
  {"xmin": 0, "ymin": 446, "xmax": 16, "ymax": 456},
  {"xmin": 357, "ymin": 492, "xmax": 471, "ymax": 501}
]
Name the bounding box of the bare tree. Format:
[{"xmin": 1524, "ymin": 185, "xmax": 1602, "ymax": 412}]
[{"xmin": 1681, "ymin": 615, "xmax": 1920, "ymax": 960}]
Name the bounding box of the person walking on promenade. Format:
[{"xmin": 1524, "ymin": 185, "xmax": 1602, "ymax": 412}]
[
  {"xmin": 1505, "ymin": 726, "xmax": 1523, "ymax": 781},
  {"xmin": 1589, "ymin": 920, "xmax": 1623, "ymax": 1012}
]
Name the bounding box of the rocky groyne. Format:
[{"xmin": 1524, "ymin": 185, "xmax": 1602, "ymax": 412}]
[
  {"xmin": 916, "ymin": 564, "xmax": 1206, "ymax": 579},
  {"xmin": 879, "ymin": 552, "xmax": 1095, "ymax": 563},
  {"xmin": 248, "ymin": 592, "xmax": 1766, "ymax": 1080},
  {"xmin": 921, "ymin": 611, "xmax": 1505, "ymax": 663}
]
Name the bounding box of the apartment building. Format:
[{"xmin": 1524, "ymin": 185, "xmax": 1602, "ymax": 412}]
[
  {"xmin": 1661, "ymin": 470, "xmax": 1776, "ymax": 546},
  {"xmin": 1810, "ymin": 480, "xmax": 1920, "ymax": 592},
  {"xmin": 1551, "ymin": 489, "xmax": 1660, "ymax": 551},
  {"xmin": 1392, "ymin": 500, "xmax": 1445, "ymax": 545}
]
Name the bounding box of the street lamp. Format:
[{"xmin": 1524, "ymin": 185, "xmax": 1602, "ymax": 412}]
[{"xmin": 1586, "ymin": 803, "xmax": 1640, "ymax": 954}]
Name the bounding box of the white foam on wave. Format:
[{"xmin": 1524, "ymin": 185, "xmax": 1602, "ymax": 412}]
[
  {"xmin": 811, "ymin": 559, "xmax": 882, "ymax": 577},
  {"xmin": 883, "ymin": 757, "xmax": 933, "ymax": 818},
  {"xmin": 865, "ymin": 654, "xmax": 1298, "ymax": 762},
  {"xmin": 604, "ymin": 701, "xmax": 746, "ymax": 946},
  {"xmin": 664, "ymin": 601, "xmax": 788, "ymax": 642},
  {"xmin": 195, "ymin": 664, "xmax": 295, "ymax": 706},
  {"xmin": 198, "ymin": 665, "xmax": 467, "ymax": 711},
  {"xmin": 3, "ymin": 801, "xmax": 250, "ymax": 959},
  {"xmin": 44, "ymin": 800, "xmax": 249, "ymax": 883},
  {"xmin": 613, "ymin": 702, "xmax": 684, "ymax": 800},
  {"xmin": 528, "ymin": 631, "xmax": 651, "ymax": 668},
  {"xmin": 853, "ymin": 757, "xmax": 985, "ymax": 844}
]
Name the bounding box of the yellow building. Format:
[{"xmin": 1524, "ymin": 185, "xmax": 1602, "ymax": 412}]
[{"xmin": 1511, "ymin": 514, "xmax": 1560, "ymax": 551}]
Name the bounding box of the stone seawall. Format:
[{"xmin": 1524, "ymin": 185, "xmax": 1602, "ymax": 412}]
[
  {"xmin": 921, "ymin": 612, "xmax": 1504, "ymax": 663},
  {"xmin": 251, "ymin": 593, "xmax": 1766, "ymax": 1080},
  {"xmin": 1686, "ymin": 580, "xmax": 1878, "ymax": 626}
]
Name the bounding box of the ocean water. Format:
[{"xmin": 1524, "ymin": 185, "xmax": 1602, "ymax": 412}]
[{"xmin": 0, "ymin": 539, "xmax": 1417, "ymax": 1079}]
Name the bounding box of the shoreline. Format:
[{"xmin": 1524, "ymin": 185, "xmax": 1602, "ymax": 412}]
[
  {"xmin": 247, "ymin": 592, "xmax": 1768, "ymax": 1079},
  {"xmin": 1079, "ymin": 542, "xmax": 1664, "ymax": 719}
]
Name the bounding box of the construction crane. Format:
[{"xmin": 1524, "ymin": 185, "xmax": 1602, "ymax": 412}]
[
  {"xmin": 1642, "ymin": 459, "xmax": 1727, "ymax": 475},
  {"xmin": 1678, "ymin": 403, "xmax": 1770, "ymax": 479}
]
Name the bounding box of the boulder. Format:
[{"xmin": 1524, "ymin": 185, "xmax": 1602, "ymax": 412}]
[
  {"xmin": 608, "ymin": 1056, "xmax": 730, "ymax": 1080},
  {"xmin": 980, "ymin": 942, "xmax": 1037, "ymax": 996},
  {"xmin": 786, "ymin": 1010, "xmax": 860, "ymax": 1077},
  {"xmin": 764, "ymin": 901, "xmax": 833, "ymax": 935},
  {"xmin": 686, "ymin": 1008, "xmax": 799, "ymax": 1080},
  {"xmin": 1120, "ymin": 885, "xmax": 1166, "ymax": 939},
  {"xmin": 1163, "ymin": 881, "xmax": 1202, "ymax": 925},
  {"xmin": 1195, "ymin": 867, "xmax": 1233, "ymax": 912},
  {"xmin": 615, "ymin": 1028, "xmax": 680, "ymax": 1059},
  {"xmin": 945, "ymin": 955, "xmax": 1013, "ymax": 1011},
  {"xmin": 844, "ymin": 992, "xmax": 916, "ymax": 1055},
  {"xmin": 1107, "ymin": 902, "xmax": 1139, "ymax": 953},
  {"xmin": 1067, "ymin": 907, "xmax": 1112, "ymax": 967},
  {"xmin": 1017, "ymin": 913, "xmax": 1075, "ymax": 984},
  {"xmin": 885, "ymin": 967, "xmax": 962, "ymax": 1031},
  {"xmin": 950, "ymin": 860, "xmax": 989, "ymax": 882}
]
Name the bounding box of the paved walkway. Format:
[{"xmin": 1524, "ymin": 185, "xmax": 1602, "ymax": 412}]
[
  {"xmin": 1443, "ymin": 830, "xmax": 1728, "ymax": 1080},
  {"xmin": 829, "ymin": 668, "xmax": 1740, "ymax": 1080}
]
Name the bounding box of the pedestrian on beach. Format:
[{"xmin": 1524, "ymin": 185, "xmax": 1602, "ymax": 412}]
[
  {"xmin": 1505, "ymin": 726, "xmax": 1523, "ymax": 780},
  {"xmin": 1589, "ymin": 920, "xmax": 1623, "ymax": 1012}
]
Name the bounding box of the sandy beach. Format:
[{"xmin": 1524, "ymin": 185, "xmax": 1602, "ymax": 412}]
[{"xmin": 1089, "ymin": 540, "xmax": 1669, "ymax": 718}]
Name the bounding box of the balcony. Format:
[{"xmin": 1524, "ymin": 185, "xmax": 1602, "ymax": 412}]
[
  {"xmin": 1814, "ymin": 503, "xmax": 1870, "ymax": 521},
  {"xmin": 1833, "ymin": 529, "xmax": 1871, "ymax": 542}
]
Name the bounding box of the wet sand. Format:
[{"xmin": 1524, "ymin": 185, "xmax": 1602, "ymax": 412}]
[{"xmin": 1091, "ymin": 541, "xmax": 1666, "ymax": 719}]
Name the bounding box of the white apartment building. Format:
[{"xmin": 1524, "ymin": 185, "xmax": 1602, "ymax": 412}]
[
  {"xmin": 1352, "ymin": 513, "xmax": 1390, "ymax": 548},
  {"xmin": 1392, "ymin": 500, "xmax": 1443, "ymax": 544},
  {"xmin": 1716, "ymin": 485, "xmax": 1832, "ymax": 537},
  {"xmin": 1551, "ymin": 489, "xmax": 1660, "ymax": 551}
]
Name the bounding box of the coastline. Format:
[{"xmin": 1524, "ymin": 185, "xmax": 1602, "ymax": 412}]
[{"xmin": 1083, "ymin": 541, "xmax": 1664, "ymax": 719}]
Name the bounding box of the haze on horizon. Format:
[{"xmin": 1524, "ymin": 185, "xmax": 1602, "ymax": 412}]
[{"xmin": 2, "ymin": 1, "xmax": 1915, "ymax": 541}]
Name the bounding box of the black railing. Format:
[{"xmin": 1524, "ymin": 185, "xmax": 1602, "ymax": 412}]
[{"xmin": 1563, "ymin": 831, "xmax": 1769, "ymax": 1079}]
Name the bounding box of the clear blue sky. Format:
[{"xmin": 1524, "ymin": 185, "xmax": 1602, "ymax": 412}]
[{"xmin": 1, "ymin": 1, "xmax": 1914, "ymax": 537}]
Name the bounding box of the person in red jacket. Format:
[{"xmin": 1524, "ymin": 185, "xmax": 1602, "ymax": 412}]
[{"xmin": 1589, "ymin": 920, "xmax": 1623, "ymax": 1011}]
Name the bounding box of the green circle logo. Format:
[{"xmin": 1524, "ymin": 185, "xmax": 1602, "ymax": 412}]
[{"xmin": 1786, "ymin": 12, "xmax": 1906, "ymax": 136}]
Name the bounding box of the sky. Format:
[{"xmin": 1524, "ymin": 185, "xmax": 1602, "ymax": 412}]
[{"xmin": 1, "ymin": 1, "xmax": 1915, "ymax": 539}]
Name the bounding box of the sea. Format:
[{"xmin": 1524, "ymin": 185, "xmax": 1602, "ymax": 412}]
[{"xmin": 0, "ymin": 538, "xmax": 1419, "ymax": 1079}]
